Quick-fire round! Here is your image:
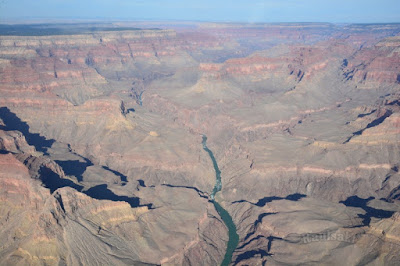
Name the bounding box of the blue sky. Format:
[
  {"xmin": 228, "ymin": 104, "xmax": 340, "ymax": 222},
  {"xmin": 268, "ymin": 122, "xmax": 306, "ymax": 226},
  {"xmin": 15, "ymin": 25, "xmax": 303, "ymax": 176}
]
[{"xmin": 1, "ymin": 0, "xmax": 399, "ymax": 23}]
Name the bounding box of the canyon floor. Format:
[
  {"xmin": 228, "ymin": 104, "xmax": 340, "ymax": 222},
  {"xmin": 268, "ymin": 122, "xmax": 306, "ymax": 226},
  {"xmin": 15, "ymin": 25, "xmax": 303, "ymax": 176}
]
[{"xmin": 1, "ymin": 22, "xmax": 400, "ymax": 265}]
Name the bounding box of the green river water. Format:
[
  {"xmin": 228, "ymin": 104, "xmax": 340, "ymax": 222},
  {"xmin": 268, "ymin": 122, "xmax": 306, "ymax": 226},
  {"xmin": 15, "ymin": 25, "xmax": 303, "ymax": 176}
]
[{"xmin": 202, "ymin": 135, "xmax": 239, "ymax": 266}]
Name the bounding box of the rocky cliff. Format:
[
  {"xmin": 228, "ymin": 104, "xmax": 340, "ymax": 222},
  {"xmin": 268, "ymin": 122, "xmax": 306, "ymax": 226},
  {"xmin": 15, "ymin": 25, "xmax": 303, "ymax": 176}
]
[{"xmin": 1, "ymin": 22, "xmax": 400, "ymax": 265}]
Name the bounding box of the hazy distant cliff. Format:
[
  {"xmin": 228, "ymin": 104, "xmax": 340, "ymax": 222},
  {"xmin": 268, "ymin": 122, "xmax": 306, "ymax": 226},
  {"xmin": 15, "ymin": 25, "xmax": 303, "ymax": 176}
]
[{"xmin": 1, "ymin": 23, "xmax": 400, "ymax": 265}]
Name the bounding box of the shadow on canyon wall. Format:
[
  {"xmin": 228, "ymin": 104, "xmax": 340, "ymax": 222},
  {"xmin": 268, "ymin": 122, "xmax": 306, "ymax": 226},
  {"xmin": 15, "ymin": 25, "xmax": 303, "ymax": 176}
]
[
  {"xmin": 0, "ymin": 107, "xmax": 55, "ymax": 154},
  {"xmin": 0, "ymin": 107, "xmax": 152, "ymax": 209},
  {"xmin": 340, "ymin": 196, "xmax": 394, "ymax": 226},
  {"xmin": 232, "ymin": 193, "xmax": 306, "ymax": 207}
]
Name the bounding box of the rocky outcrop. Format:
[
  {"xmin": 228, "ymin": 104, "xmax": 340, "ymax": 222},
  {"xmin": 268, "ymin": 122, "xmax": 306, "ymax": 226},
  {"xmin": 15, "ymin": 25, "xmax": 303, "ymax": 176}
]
[
  {"xmin": 1, "ymin": 22, "xmax": 400, "ymax": 265},
  {"xmin": 0, "ymin": 130, "xmax": 36, "ymax": 154},
  {"xmin": 228, "ymin": 196, "xmax": 400, "ymax": 265},
  {"xmin": 0, "ymin": 133, "xmax": 226, "ymax": 265},
  {"xmin": 343, "ymin": 36, "xmax": 400, "ymax": 87}
]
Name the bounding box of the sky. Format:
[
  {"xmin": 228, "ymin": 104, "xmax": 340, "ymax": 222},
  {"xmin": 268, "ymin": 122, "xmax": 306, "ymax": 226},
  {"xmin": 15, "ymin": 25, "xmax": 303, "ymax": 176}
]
[{"xmin": 1, "ymin": 0, "xmax": 399, "ymax": 23}]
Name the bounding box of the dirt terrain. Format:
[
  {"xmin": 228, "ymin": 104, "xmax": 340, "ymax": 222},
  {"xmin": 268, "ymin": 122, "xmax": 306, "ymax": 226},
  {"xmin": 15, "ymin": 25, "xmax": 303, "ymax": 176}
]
[{"xmin": 0, "ymin": 22, "xmax": 400, "ymax": 265}]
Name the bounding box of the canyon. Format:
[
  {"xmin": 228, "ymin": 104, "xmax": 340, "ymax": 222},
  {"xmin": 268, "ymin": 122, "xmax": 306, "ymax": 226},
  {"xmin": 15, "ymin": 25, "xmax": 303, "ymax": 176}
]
[{"xmin": 0, "ymin": 22, "xmax": 400, "ymax": 265}]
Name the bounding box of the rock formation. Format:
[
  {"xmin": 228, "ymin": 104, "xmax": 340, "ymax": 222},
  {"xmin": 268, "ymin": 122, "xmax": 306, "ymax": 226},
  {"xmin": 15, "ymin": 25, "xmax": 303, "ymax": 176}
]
[{"xmin": 0, "ymin": 22, "xmax": 399, "ymax": 265}]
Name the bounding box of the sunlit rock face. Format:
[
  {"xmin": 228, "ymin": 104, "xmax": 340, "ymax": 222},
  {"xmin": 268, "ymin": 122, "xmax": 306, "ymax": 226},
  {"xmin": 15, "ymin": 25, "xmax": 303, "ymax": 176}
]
[{"xmin": 0, "ymin": 22, "xmax": 400, "ymax": 265}]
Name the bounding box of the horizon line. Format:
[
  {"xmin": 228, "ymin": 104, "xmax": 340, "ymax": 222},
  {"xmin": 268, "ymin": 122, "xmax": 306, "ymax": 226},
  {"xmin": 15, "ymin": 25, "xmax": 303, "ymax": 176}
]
[{"xmin": 1, "ymin": 18, "xmax": 400, "ymax": 25}]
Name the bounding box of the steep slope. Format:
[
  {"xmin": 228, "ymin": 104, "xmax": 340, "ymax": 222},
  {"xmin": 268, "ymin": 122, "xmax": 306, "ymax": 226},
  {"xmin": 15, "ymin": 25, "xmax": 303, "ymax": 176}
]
[{"xmin": 0, "ymin": 23, "xmax": 399, "ymax": 265}]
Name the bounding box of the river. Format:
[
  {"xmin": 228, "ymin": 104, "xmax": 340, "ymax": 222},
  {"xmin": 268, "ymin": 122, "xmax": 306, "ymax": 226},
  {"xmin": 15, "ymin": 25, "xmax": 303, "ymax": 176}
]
[{"xmin": 202, "ymin": 135, "xmax": 239, "ymax": 266}]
